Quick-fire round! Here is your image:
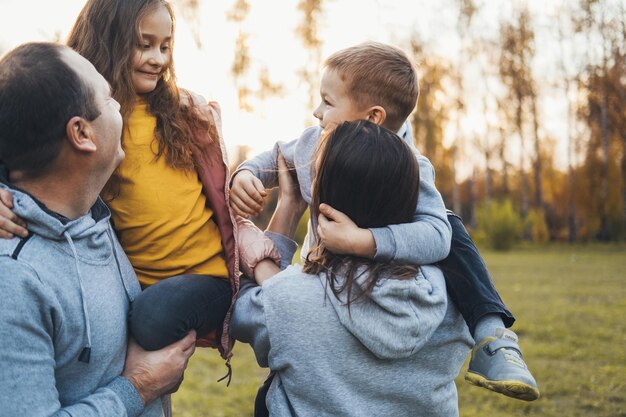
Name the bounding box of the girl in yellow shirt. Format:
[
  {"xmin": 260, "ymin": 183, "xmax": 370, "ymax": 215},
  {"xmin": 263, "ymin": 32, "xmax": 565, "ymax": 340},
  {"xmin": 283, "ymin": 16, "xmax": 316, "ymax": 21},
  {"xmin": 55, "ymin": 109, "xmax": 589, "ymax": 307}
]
[
  {"xmin": 0, "ymin": 0, "xmax": 277, "ymax": 367},
  {"xmin": 64, "ymin": 0, "xmax": 279, "ymax": 364}
]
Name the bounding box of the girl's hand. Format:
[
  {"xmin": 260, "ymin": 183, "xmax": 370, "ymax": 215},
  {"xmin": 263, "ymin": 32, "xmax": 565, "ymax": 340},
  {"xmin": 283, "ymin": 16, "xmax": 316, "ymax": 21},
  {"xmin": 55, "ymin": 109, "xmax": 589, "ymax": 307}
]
[
  {"xmin": 317, "ymin": 203, "xmax": 375, "ymax": 258},
  {"xmin": 0, "ymin": 188, "xmax": 28, "ymax": 239}
]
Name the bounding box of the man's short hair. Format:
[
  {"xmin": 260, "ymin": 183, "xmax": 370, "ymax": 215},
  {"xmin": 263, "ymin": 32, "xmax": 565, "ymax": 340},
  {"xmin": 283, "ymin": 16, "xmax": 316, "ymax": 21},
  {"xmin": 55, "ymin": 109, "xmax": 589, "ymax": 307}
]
[
  {"xmin": 325, "ymin": 42, "xmax": 419, "ymax": 132},
  {"xmin": 0, "ymin": 42, "xmax": 100, "ymax": 178}
]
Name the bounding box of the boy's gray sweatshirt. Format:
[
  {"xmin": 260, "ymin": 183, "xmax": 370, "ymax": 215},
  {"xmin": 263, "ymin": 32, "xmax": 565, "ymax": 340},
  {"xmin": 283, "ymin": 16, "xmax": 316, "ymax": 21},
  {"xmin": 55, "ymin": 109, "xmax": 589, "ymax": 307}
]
[
  {"xmin": 235, "ymin": 124, "xmax": 452, "ymax": 264},
  {"xmin": 231, "ymin": 234, "xmax": 472, "ymax": 417},
  {"xmin": 0, "ymin": 185, "xmax": 162, "ymax": 417}
]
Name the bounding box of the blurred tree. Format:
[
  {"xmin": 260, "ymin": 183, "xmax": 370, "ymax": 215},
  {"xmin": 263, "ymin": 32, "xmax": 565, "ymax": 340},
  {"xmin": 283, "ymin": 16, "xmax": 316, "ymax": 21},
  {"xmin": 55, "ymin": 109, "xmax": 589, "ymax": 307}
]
[
  {"xmin": 450, "ymin": 0, "xmax": 478, "ymax": 215},
  {"xmin": 498, "ymin": 5, "xmax": 535, "ymax": 219},
  {"xmin": 296, "ymin": 0, "xmax": 324, "ymax": 124},
  {"xmin": 576, "ymin": 0, "xmax": 626, "ymax": 240},
  {"xmin": 175, "ymin": 0, "xmax": 202, "ymax": 48},
  {"xmin": 228, "ymin": 0, "xmax": 253, "ymax": 111},
  {"xmin": 227, "ymin": 0, "xmax": 284, "ymax": 112},
  {"xmin": 409, "ymin": 39, "xmax": 456, "ymax": 210},
  {"xmin": 555, "ymin": 4, "xmax": 580, "ymax": 241}
]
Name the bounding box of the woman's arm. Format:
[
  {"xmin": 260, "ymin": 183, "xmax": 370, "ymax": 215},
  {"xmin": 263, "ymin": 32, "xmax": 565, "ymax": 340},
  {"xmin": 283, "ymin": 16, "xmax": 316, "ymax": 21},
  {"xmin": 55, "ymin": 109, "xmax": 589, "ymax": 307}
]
[{"xmin": 252, "ymin": 152, "xmax": 306, "ymax": 285}]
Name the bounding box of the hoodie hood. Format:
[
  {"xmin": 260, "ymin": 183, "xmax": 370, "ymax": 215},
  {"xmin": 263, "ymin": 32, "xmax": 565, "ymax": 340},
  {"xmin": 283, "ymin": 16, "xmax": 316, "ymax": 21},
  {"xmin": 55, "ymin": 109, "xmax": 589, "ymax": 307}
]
[
  {"xmin": 321, "ymin": 265, "xmax": 448, "ymax": 359},
  {"xmin": 1, "ymin": 183, "xmax": 111, "ymax": 242}
]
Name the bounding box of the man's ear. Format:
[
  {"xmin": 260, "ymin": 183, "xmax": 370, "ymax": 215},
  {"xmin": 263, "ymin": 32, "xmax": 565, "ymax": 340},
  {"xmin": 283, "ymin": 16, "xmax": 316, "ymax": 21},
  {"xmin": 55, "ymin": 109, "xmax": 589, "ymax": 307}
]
[
  {"xmin": 365, "ymin": 106, "xmax": 387, "ymax": 126},
  {"xmin": 66, "ymin": 116, "xmax": 97, "ymax": 153}
]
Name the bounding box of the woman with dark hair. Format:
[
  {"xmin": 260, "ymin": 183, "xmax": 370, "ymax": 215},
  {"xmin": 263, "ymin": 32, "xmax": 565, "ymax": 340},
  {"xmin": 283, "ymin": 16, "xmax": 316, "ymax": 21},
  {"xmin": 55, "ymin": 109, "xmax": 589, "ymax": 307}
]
[{"xmin": 231, "ymin": 120, "xmax": 473, "ymax": 417}]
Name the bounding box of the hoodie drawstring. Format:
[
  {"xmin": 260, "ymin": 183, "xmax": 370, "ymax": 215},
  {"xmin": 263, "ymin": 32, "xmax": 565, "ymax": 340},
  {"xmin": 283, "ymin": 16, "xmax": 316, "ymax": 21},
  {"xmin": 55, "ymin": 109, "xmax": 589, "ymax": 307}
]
[
  {"xmin": 63, "ymin": 231, "xmax": 92, "ymax": 363},
  {"xmin": 105, "ymin": 228, "xmax": 133, "ymax": 303}
]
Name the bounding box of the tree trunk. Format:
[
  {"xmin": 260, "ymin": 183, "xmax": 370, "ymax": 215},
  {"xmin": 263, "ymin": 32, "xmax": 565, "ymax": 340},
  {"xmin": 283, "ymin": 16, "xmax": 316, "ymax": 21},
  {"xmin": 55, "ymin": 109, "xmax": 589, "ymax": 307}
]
[
  {"xmin": 531, "ymin": 96, "xmax": 544, "ymax": 210},
  {"xmin": 597, "ymin": 92, "xmax": 610, "ymax": 240},
  {"xmin": 516, "ymin": 103, "xmax": 529, "ymax": 218}
]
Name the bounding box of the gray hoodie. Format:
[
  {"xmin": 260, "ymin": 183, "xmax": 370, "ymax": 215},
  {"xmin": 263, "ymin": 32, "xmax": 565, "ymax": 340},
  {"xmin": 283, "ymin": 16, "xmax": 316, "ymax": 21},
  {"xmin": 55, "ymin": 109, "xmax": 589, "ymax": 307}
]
[
  {"xmin": 235, "ymin": 124, "xmax": 452, "ymax": 264},
  {"xmin": 231, "ymin": 235, "xmax": 472, "ymax": 417},
  {"xmin": 0, "ymin": 184, "xmax": 162, "ymax": 417}
]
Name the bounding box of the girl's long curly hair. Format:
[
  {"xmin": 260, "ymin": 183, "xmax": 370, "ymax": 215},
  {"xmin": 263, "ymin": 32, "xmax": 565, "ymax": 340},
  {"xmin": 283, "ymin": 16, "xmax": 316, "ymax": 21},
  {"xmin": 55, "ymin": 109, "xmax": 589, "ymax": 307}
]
[
  {"xmin": 67, "ymin": 0, "xmax": 217, "ymax": 180},
  {"xmin": 303, "ymin": 120, "xmax": 421, "ymax": 307}
]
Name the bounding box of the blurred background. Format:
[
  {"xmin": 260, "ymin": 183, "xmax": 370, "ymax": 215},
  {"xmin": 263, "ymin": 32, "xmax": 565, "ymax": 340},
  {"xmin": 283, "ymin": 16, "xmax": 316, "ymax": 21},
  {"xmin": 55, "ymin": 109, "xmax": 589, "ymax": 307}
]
[
  {"xmin": 2, "ymin": 0, "xmax": 625, "ymax": 244},
  {"xmin": 1, "ymin": 0, "xmax": 624, "ymax": 416}
]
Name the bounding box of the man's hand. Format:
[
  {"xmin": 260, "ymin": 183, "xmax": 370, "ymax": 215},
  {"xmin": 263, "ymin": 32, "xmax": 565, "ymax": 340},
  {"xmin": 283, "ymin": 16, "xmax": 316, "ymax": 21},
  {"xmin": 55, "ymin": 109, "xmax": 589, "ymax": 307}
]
[
  {"xmin": 123, "ymin": 330, "xmax": 196, "ymax": 405},
  {"xmin": 317, "ymin": 203, "xmax": 376, "ymax": 258},
  {"xmin": 230, "ymin": 170, "xmax": 268, "ymax": 218},
  {"xmin": 0, "ymin": 188, "xmax": 28, "ymax": 239}
]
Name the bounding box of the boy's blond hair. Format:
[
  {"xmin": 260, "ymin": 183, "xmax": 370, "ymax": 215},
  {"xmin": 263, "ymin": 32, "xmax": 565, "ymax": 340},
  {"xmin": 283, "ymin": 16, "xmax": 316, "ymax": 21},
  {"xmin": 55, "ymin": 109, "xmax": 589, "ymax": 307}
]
[{"xmin": 325, "ymin": 42, "xmax": 419, "ymax": 132}]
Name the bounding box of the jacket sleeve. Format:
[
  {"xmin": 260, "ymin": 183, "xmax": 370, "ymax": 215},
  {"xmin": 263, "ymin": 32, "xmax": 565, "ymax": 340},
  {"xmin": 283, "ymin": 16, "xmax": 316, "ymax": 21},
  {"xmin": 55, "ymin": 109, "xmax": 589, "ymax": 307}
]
[
  {"xmin": 230, "ymin": 277, "xmax": 271, "ymax": 368},
  {"xmin": 232, "ymin": 138, "xmax": 299, "ymax": 189},
  {"xmin": 369, "ymin": 153, "xmax": 452, "ymax": 264},
  {"xmin": 0, "ymin": 260, "xmax": 145, "ymax": 417}
]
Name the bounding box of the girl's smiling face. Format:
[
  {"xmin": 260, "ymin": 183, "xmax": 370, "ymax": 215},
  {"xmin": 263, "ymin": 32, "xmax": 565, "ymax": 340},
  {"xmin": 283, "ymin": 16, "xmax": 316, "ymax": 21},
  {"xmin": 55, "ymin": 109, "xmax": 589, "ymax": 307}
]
[{"xmin": 131, "ymin": 4, "xmax": 172, "ymax": 95}]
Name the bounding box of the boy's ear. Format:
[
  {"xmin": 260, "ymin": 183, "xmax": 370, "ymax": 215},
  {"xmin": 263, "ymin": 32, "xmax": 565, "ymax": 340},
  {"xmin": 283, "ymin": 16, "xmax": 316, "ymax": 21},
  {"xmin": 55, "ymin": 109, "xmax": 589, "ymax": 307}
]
[
  {"xmin": 65, "ymin": 116, "xmax": 97, "ymax": 153},
  {"xmin": 365, "ymin": 106, "xmax": 387, "ymax": 126}
]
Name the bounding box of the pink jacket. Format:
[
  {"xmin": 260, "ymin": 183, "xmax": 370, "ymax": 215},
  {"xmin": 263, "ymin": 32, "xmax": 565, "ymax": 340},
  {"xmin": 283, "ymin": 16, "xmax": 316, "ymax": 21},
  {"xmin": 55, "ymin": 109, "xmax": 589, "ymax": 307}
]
[{"xmin": 186, "ymin": 94, "xmax": 278, "ymax": 378}]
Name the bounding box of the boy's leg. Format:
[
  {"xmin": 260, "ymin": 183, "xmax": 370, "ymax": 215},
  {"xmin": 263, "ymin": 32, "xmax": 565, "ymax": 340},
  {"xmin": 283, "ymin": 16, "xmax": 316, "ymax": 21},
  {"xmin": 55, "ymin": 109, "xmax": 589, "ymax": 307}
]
[
  {"xmin": 438, "ymin": 211, "xmax": 514, "ymax": 333},
  {"xmin": 438, "ymin": 211, "xmax": 539, "ymax": 401},
  {"xmin": 129, "ymin": 274, "xmax": 232, "ymax": 351}
]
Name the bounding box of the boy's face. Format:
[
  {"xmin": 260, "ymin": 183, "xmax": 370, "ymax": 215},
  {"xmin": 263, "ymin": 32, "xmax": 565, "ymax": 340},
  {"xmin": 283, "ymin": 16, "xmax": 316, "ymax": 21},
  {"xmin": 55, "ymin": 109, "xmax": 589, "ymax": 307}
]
[{"xmin": 313, "ymin": 69, "xmax": 369, "ymax": 131}]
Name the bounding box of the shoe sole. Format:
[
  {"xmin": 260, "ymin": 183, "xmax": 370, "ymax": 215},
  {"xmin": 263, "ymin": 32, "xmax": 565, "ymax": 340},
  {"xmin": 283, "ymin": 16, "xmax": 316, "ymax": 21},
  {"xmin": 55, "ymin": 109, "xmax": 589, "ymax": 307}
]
[{"xmin": 465, "ymin": 371, "xmax": 540, "ymax": 401}]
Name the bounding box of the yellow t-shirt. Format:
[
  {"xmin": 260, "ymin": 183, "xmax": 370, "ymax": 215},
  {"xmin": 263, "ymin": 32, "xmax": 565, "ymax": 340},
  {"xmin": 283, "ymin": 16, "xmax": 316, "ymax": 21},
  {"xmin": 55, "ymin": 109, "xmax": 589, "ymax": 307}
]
[{"xmin": 105, "ymin": 102, "xmax": 229, "ymax": 286}]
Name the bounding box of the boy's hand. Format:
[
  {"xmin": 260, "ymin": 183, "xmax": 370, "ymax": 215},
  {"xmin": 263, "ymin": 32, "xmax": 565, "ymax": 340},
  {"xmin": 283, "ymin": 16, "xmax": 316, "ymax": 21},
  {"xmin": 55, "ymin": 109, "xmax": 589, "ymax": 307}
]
[
  {"xmin": 230, "ymin": 170, "xmax": 268, "ymax": 218},
  {"xmin": 0, "ymin": 188, "xmax": 28, "ymax": 239},
  {"xmin": 317, "ymin": 204, "xmax": 376, "ymax": 258}
]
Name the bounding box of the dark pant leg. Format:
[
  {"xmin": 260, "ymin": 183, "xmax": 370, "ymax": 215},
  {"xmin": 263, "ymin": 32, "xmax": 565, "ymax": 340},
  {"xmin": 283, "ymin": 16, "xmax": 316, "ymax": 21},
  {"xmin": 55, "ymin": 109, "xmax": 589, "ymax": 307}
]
[
  {"xmin": 254, "ymin": 371, "xmax": 275, "ymax": 417},
  {"xmin": 129, "ymin": 274, "xmax": 232, "ymax": 351},
  {"xmin": 437, "ymin": 211, "xmax": 515, "ymax": 335}
]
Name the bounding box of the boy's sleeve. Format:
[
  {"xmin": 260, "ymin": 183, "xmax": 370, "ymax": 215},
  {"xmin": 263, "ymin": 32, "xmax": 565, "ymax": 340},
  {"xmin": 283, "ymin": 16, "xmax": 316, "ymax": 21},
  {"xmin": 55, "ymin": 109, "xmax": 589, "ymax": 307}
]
[
  {"xmin": 230, "ymin": 278, "xmax": 271, "ymax": 368},
  {"xmin": 369, "ymin": 153, "xmax": 452, "ymax": 264},
  {"xmin": 232, "ymin": 138, "xmax": 299, "ymax": 189},
  {"xmin": 0, "ymin": 260, "xmax": 145, "ymax": 417}
]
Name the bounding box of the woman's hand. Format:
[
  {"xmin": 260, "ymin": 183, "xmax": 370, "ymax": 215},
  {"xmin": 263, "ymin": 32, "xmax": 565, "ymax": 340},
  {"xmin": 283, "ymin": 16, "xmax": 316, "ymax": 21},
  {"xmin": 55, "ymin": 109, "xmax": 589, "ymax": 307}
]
[
  {"xmin": 266, "ymin": 153, "xmax": 307, "ymax": 239},
  {"xmin": 0, "ymin": 188, "xmax": 28, "ymax": 239}
]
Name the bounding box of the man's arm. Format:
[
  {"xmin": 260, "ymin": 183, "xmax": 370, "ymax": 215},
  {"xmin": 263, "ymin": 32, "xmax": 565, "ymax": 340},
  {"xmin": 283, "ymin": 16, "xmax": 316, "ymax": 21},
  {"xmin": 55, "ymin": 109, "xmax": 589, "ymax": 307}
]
[{"xmin": 0, "ymin": 260, "xmax": 194, "ymax": 417}]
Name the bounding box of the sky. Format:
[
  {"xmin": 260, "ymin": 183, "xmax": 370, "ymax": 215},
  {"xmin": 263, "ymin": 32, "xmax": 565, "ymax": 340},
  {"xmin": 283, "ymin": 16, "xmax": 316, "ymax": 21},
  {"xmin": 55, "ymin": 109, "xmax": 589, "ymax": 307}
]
[{"xmin": 0, "ymin": 0, "xmax": 594, "ymax": 176}]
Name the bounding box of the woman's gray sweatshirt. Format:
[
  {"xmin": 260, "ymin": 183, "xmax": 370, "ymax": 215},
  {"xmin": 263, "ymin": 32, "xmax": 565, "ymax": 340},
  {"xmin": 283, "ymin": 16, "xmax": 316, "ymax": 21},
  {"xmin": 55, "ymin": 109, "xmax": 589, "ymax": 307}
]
[
  {"xmin": 231, "ymin": 235, "xmax": 473, "ymax": 417},
  {"xmin": 0, "ymin": 185, "xmax": 162, "ymax": 416}
]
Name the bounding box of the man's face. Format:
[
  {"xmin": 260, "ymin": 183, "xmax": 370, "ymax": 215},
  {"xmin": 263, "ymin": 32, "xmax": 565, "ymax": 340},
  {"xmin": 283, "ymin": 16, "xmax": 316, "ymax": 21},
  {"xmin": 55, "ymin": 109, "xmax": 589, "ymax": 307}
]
[
  {"xmin": 313, "ymin": 69, "xmax": 369, "ymax": 131},
  {"xmin": 61, "ymin": 49, "xmax": 124, "ymax": 175}
]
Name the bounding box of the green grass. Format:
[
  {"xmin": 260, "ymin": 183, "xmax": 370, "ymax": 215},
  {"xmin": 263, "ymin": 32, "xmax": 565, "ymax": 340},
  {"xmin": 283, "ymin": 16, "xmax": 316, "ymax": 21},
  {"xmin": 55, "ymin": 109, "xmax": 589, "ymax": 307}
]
[{"xmin": 172, "ymin": 244, "xmax": 626, "ymax": 417}]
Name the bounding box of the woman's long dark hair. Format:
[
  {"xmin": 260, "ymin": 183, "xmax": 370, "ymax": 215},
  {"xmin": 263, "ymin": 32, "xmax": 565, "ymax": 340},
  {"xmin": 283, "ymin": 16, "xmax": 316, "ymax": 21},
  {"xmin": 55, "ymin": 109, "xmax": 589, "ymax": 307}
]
[
  {"xmin": 303, "ymin": 120, "xmax": 421, "ymax": 307},
  {"xmin": 67, "ymin": 0, "xmax": 216, "ymax": 175}
]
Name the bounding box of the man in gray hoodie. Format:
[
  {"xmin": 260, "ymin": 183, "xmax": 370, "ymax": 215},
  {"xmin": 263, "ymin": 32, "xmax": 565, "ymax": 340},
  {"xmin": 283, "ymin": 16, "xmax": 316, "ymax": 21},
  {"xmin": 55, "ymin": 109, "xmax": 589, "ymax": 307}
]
[{"xmin": 0, "ymin": 42, "xmax": 195, "ymax": 416}]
